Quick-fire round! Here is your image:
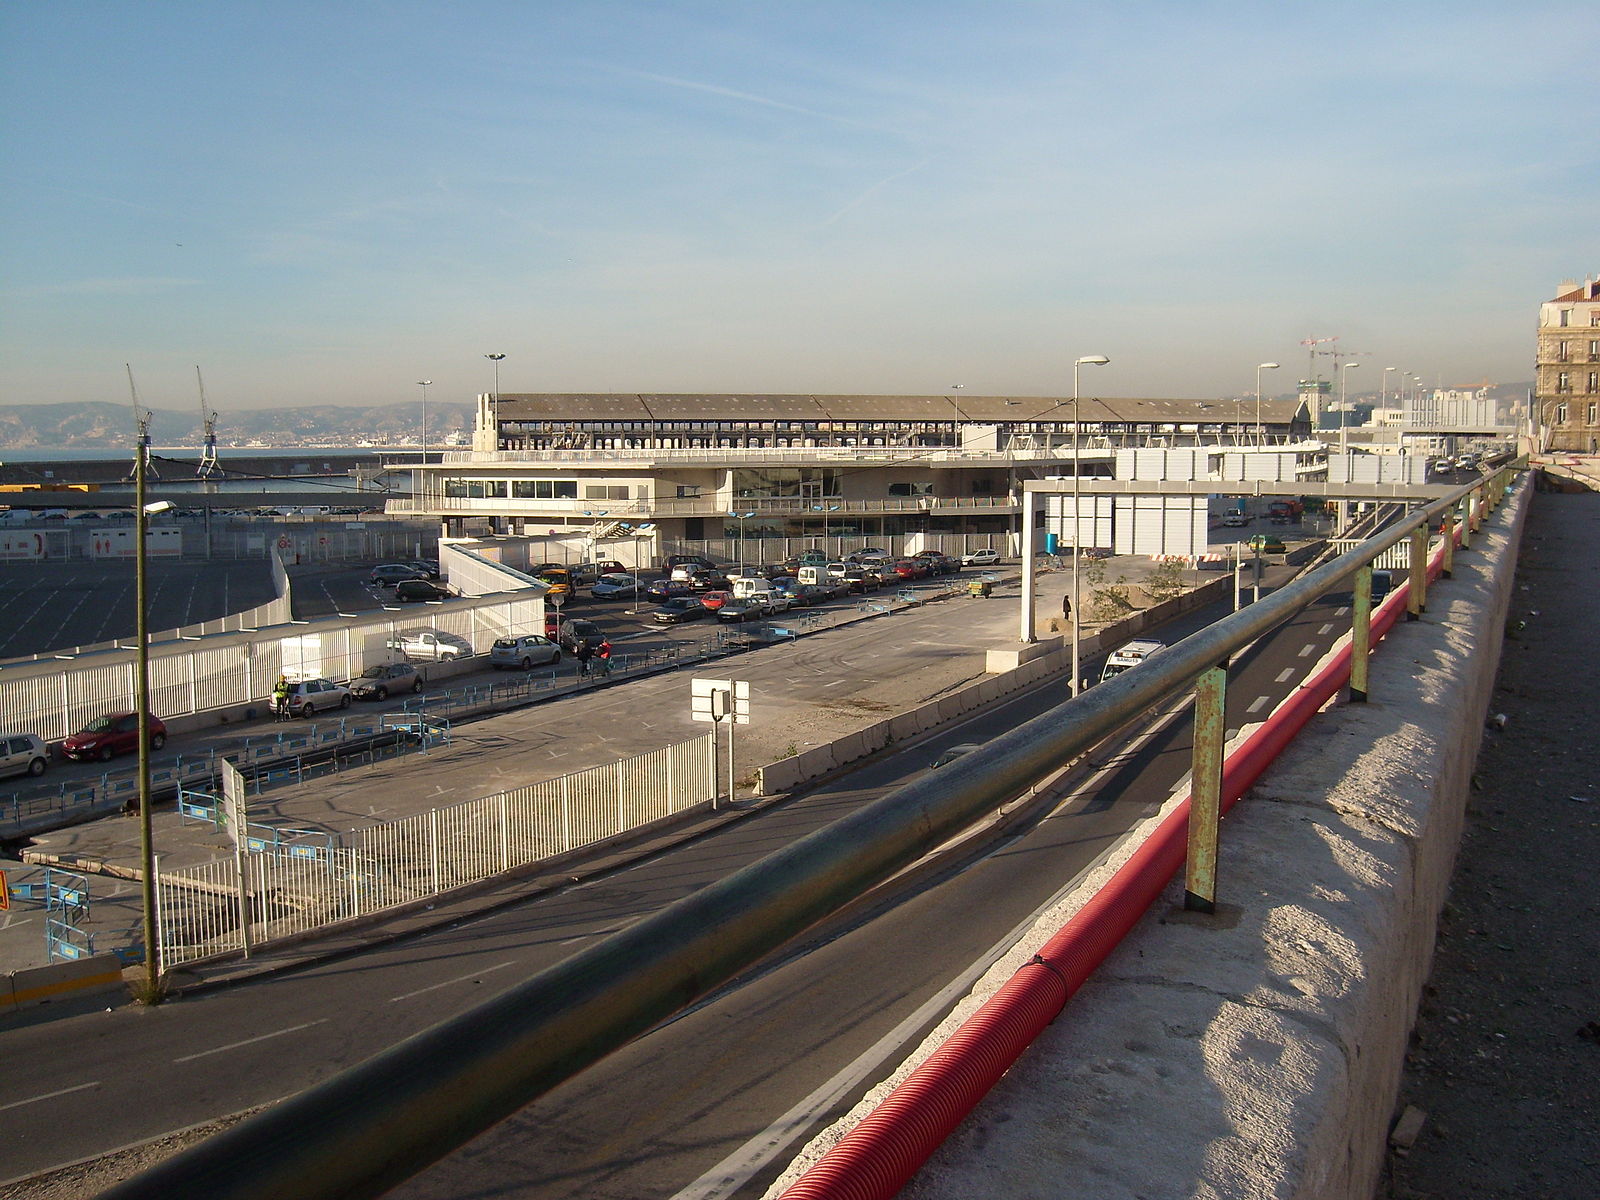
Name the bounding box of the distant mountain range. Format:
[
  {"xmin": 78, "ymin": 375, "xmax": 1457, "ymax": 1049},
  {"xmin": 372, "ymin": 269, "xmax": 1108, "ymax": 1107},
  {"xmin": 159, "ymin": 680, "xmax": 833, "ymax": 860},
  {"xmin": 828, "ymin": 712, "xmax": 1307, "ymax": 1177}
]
[{"xmin": 0, "ymin": 401, "xmax": 477, "ymax": 450}]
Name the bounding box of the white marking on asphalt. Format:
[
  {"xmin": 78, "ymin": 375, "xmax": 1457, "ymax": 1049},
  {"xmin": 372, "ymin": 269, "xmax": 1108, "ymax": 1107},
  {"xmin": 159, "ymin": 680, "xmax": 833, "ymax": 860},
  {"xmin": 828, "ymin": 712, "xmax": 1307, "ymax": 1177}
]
[
  {"xmin": 1247, "ymin": 695, "xmax": 1269, "ymax": 714},
  {"xmin": 0, "ymin": 1081, "xmax": 101, "ymax": 1112},
  {"xmin": 1335, "ymin": 606, "xmax": 1350, "ymax": 617},
  {"xmin": 1275, "ymin": 668, "xmax": 1295, "ymax": 683},
  {"xmin": 1298, "ymin": 644, "xmax": 1316, "ymax": 657},
  {"xmin": 174, "ymin": 1020, "xmax": 328, "ymax": 1063},
  {"xmin": 1319, "ymin": 623, "xmax": 1336, "ymax": 635},
  {"xmin": 390, "ymin": 961, "xmax": 516, "ymax": 1002},
  {"xmin": 561, "ymin": 926, "xmax": 619, "ymax": 946}
]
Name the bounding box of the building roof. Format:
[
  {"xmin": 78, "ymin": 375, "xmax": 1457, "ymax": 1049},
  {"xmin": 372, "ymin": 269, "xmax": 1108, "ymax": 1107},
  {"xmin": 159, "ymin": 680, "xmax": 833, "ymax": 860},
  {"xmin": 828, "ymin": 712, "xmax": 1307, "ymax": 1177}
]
[
  {"xmin": 1553, "ymin": 278, "xmax": 1600, "ymax": 303},
  {"xmin": 490, "ymin": 394, "xmax": 1309, "ymax": 425}
]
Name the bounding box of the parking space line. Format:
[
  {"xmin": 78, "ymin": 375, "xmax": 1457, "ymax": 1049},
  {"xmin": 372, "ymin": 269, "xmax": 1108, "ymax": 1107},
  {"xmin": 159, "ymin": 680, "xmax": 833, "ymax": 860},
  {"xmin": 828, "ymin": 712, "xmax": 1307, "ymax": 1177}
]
[{"xmin": 1298, "ymin": 644, "xmax": 1316, "ymax": 657}]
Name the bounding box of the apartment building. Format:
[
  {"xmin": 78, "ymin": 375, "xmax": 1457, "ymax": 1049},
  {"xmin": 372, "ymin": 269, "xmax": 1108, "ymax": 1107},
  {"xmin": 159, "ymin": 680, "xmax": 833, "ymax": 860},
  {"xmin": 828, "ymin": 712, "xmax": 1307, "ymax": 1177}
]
[{"xmin": 1536, "ymin": 277, "xmax": 1600, "ymax": 453}]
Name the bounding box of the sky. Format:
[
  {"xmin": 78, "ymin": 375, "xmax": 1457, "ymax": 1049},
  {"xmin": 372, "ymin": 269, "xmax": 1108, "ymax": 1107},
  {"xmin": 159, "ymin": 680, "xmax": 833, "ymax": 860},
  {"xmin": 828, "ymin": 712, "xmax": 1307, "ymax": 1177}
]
[{"xmin": 2, "ymin": 1, "xmax": 1596, "ymax": 415}]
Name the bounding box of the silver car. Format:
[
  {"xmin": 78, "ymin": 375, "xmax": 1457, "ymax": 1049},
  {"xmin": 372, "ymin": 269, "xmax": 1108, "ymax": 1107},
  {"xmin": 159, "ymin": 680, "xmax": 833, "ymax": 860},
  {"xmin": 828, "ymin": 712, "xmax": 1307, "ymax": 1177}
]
[
  {"xmin": 0, "ymin": 733, "xmax": 48, "ymax": 779},
  {"xmin": 489, "ymin": 634, "xmax": 562, "ymax": 670}
]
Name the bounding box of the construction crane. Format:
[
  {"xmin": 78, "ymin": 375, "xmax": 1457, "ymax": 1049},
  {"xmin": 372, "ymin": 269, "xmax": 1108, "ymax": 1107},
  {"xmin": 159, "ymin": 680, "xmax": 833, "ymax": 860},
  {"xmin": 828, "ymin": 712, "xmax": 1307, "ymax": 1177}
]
[
  {"xmin": 1299, "ymin": 336, "xmax": 1337, "ymax": 381},
  {"xmin": 126, "ymin": 363, "xmax": 157, "ymax": 480},
  {"xmin": 195, "ymin": 366, "xmax": 219, "ymax": 479}
]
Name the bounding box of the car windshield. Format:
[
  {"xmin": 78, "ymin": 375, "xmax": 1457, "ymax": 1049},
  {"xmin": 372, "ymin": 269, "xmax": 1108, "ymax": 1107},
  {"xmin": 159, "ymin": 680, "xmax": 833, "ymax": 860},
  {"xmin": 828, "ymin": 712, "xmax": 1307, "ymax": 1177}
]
[
  {"xmin": 359, "ymin": 666, "xmax": 389, "ymax": 678},
  {"xmin": 81, "ymin": 715, "xmax": 116, "ymax": 733}
]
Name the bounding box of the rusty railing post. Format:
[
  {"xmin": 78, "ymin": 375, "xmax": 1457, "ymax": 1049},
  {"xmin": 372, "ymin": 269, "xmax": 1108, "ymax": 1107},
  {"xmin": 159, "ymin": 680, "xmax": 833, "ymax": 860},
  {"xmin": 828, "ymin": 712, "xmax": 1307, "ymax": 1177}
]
[
  {"xmin": 1441, "ymin": 510, "xmax": 1456, "ymax": 578},
  {"xmin": 1350, "ymin": 563, "xmax": 1373, "ymax": 703},
  {"xmin": 1184, "ymin": 664, "xmax": 1227, "ymax": 913},
  {"xmin": 1407, "ymin": 527, "xmax": 1428, "ymax": 620}
]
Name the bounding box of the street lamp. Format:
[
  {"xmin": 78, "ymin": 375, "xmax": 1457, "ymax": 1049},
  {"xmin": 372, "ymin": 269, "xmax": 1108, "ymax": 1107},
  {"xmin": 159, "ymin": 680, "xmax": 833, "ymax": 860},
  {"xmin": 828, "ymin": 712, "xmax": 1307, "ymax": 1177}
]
[
  {"xmin": 949, "ymin": 384, "xmax": 967, "ymax": 446},
  {"xmin": 1071, "ymin": 354, "xmax": 1110, "ymax": 697},
  {"xmin": 727, "ymin": 511, "xmax": 755, "ymax": 573},
  {"xmin": 416, "ymin": 380, "xmax": 432, "ymax": 463},
  {"xmin": 484, "ymin": 353, "xmax": 506, "ymax": 403},
  {"xmin": 1381, "ymin": 366, "xmax": 1397, "ymax": 411},
  {"xmin": 1255, "ymin": 363, "xmax": 1279, "ymax": 444},
  {"xmin": 1340, "ymin": 362, "xmax": 1360, "ymax": 452}
]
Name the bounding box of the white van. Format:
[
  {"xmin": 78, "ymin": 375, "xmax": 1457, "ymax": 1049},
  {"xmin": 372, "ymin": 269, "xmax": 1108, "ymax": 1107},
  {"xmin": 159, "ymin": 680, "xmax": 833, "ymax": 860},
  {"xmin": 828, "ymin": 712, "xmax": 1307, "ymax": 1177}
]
[{"xmin": 1100, "ymin": 639, "xmax": 1166, "ymax": 684}]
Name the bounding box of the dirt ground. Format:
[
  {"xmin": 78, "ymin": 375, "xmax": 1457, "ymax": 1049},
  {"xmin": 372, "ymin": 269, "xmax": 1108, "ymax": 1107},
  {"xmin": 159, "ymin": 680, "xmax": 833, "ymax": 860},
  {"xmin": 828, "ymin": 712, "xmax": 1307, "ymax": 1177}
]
[{"xmin": 1382, "ymin": 488, "xmax": 1600, "ymax": 1199}]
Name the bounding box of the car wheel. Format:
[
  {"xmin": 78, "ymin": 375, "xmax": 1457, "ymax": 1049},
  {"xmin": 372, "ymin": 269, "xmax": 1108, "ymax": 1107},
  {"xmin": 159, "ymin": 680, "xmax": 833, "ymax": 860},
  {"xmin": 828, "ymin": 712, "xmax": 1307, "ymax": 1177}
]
[
  {"xmin": 519, "ymin": 657, "xmax": 532, "ymax": 670},
  {"xmin": 301, "ymin": 703, "xmax": 315, "ymax": 717},
  {"xmin": 340, "ymin": 694, "xmax": 352, "ymax": 709},
  {"xmin": 441, "ymin": 652, "xmax": 457, "ymax": 662},
  {"xmin": 98, "ymin": 746, "xmax": 114, "ymax": 762},
  {"xmin": 411, "ymin": 678, "xmax": 422, "ymax": 693},
  {"xmin": 150, "ymin": 733, "xmax": 166, "ymax": 751},
  {"xmin": 374, "ymin": 687, "xmax": 388, "ymax": 700},
  {"xmin": 28, "ymin": 757, "xmax": 46, "ymax": 776}
]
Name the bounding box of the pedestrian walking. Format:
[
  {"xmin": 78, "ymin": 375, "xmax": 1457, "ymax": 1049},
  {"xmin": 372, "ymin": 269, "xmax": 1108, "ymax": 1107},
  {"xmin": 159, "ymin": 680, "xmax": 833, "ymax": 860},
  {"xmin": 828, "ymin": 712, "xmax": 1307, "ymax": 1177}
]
[
  {"xmin": 577, "ymin": 641, "xmax": 594, "ymax": 677},
  {"xmin": 596, "ymin": 639, "xmax": 614, "ymax": 677},
  {"xmin": 1062, "ymin": 594, "xmax": 1071, "ymax": 621}
]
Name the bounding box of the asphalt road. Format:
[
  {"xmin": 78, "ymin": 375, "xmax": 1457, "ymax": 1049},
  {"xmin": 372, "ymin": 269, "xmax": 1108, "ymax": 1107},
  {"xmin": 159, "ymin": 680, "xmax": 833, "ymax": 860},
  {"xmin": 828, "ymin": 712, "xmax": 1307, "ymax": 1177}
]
[{"xmin": 0, "ymin": 572, "xmax": 1358, "ymax": 1195}]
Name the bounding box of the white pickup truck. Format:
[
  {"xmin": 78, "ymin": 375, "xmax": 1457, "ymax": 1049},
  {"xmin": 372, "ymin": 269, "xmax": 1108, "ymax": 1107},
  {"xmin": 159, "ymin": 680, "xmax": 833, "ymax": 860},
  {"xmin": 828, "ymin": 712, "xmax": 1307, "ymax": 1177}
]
[{"xmin": 387, "ymin": 629, "xmax": 473, "ymax": 662}]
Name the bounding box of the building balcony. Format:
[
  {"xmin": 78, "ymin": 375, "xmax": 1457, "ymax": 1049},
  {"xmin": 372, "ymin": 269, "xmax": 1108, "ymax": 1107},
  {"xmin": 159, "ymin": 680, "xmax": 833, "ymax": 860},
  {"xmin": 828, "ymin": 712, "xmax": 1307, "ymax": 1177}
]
[{"xmin": 386, "ymin": 493, "xmax": 1021, "ymax": 519}]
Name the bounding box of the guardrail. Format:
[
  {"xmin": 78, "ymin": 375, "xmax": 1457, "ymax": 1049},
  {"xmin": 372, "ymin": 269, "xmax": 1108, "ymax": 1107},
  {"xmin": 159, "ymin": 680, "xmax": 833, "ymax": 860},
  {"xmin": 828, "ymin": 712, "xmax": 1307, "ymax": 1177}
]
[{"xmin": 97, "ymin": 465, "xmax": 1522, "ymax": 1199}]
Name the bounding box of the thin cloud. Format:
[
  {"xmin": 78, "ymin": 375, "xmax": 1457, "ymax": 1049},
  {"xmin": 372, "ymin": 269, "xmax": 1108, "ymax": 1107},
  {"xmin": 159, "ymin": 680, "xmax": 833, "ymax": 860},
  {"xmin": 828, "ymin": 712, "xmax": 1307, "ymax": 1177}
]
[
  {"xmin": 13, "ymin": 277, "xmax": 202, "ymax": 297},
  {"xmin": 815, "ymin": 155, "xmax": 940, "ymax": 228},
  {"xmin": 605, "ymin": 65, "xmax": 894, "ymax": 134}
]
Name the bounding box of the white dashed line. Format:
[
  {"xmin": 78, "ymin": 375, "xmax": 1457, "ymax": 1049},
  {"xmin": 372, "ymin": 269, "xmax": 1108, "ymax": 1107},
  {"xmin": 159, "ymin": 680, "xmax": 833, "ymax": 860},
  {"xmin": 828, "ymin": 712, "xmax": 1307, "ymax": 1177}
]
[
  {"xmin": 391, "ymin": 961, "xmax": 516, "ymax": 1002},
  {"xmin": 0, "ymin": 1081, "xmax": 101, "ymax": 1112},
  {"xmin": 175, "ymin": 1020, "xmax": 328, "ymax": 1063},
  {"xmin": 1318, "ymin": 623, "xmax": 1336, "ymax": 635},
  {"xmin": 1247, "ymin": 696, "xmax": 1269, "ymax": 714},
  {"xmin": 1275, "ymin": 668, "xmax": 1295, "ymax": 683},
  {"xmin": 1298, "ymin": 644, "xmax": 1316, "ymax": 657}
]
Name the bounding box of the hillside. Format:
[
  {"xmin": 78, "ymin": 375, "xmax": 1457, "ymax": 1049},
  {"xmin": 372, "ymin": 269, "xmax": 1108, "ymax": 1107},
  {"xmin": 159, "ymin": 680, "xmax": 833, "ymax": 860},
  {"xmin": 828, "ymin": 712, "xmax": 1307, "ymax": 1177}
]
[{"xmin": 0, "ymin": 401, "xmax": 477, "ymax": 450}]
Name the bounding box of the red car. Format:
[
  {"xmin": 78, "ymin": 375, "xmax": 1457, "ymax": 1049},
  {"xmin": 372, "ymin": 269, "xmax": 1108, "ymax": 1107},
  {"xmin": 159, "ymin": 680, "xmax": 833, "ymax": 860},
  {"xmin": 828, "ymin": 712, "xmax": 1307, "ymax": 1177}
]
[
  {"xmin": 699, "ymin": 590, "xmax": 732, "ymax": 611},
  {"xmin": 891, "ymin": 559, "xmax": 927, "ymax": 580},
  {"xmin": 60, "ymin": 712, "xmax": 167, "ymax": 762}
]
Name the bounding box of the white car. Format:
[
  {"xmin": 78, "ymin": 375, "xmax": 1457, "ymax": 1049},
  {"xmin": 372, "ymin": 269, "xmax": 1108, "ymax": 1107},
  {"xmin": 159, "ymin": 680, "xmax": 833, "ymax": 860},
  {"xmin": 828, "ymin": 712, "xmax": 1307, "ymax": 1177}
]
[
  {"xmin": 1222, "ymin": 512, "xmax": 1250, "ymax": 527},
  {"xmin": 962, "ymin": 548, "xmax": 1002, "ymax": 567}
]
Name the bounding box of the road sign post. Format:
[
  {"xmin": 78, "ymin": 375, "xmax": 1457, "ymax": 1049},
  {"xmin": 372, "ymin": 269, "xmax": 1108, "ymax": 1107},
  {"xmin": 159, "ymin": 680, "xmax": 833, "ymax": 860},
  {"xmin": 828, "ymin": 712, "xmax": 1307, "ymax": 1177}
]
[{"xmin": 691, "ymin": 678, "xmax": 751, "ymax": 809}]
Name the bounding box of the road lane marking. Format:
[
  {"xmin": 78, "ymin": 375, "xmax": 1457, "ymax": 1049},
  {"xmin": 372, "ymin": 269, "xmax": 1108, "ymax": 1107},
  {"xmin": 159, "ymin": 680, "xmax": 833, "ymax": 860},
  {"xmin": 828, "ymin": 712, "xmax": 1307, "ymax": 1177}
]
[
  {"xmin": 1275, "ymin": 668, "xmax": 1295, "ymax": 683},
  {"xmin": 1335, "ymin": 606, "xmax": 1350, "ymax": 617},
  {"xmin": 561, "ymin": 926, "xmax": 619, "ymax": 946},
  {"xmin": 1247, "ymin": 696, "xmax": 1270, "ymax": 714},
  {"xmin": 390, "ymin": 961, "xmax": 516, "ymax": 1003},
  {"xmin": 1298, "ymin": 644, "xmax": 1316, "ymax": 657},
  {"xmin": 174, "ymin": 1020, "xmax": 328, "ymax": 1063},
  {"xmin": 0, "ymin": 1081, "xmax": 100, "ymax": 1112},
  {"xmin": 1319, "ymin": 623, "xmax": 1336, "ymax": 635}
]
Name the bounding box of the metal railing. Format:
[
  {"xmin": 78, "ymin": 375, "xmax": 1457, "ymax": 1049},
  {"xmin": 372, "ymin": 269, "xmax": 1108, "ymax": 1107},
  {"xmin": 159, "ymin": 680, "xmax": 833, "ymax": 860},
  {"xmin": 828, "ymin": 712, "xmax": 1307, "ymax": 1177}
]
[
  {"xmin": 99, "ymin": 465, "xmax": 1520, "ymax": 1200},
  {"xmin": 153, "ymin": 731, "xmax": 717, "ymax": 967}
]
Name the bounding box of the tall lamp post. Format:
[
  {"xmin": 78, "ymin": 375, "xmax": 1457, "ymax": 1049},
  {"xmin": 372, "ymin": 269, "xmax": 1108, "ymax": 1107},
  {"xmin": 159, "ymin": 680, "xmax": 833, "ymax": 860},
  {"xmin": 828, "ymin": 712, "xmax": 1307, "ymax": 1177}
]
[
  {"xmin": 949, "ymin": 384, "xmax": 966, "ymax": 447},
  {"xmin": 1071, "ymin": 354, "xmax": 1110, "ymax": 696},
  {"xmin": 416, "ymin": 380, "xmax": 432, "ymax": 463},
  {"xmin": 727, "ymin": 511, "xmax": 755, "ymax": 573},
  {"xmin": 484, "ymin": 353, "xmax": 506, "ymax": 404},
  {"xmin": 1255, "ymin": 362, "xmax": 1279, "ymax": 444},
  {"xmin": 1340, "ymin": 362, "xmax": 1360, "ymax": 453},
  {"xmin": 133, "ymin": 442, "xmax": 174, "ymax": 1002}
]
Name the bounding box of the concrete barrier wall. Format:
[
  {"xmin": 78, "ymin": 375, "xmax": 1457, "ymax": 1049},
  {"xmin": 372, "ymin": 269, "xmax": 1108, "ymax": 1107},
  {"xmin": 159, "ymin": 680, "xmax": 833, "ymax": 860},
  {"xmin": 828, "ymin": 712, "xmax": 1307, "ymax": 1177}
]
[{"xmin": 2, "ymin": 953, "xmax": 125, "ymax": 1015}]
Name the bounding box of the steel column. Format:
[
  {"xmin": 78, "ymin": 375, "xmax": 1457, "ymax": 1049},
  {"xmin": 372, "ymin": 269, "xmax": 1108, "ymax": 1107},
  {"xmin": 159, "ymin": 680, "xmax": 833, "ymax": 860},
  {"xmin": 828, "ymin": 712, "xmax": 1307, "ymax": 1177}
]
[{"xmin": 1183, "ymin": 665, "xmax": 1227, "ymax": 913}]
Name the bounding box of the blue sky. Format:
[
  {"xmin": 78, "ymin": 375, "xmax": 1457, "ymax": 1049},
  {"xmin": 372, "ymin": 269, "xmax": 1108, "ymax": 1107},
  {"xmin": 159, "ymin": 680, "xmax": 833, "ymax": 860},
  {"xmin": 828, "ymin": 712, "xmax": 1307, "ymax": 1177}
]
[{"xmin": 2, "ymin": 1, "xmax": 1595, "ymax": 414}]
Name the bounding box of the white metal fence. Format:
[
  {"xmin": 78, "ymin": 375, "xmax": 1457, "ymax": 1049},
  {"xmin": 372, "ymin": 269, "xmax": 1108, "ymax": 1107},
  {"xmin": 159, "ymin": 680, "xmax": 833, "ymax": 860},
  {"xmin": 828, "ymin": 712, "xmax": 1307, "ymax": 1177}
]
[{"xmin": 155, "ymin": 732, "xmax": 716, "ymax": 966}]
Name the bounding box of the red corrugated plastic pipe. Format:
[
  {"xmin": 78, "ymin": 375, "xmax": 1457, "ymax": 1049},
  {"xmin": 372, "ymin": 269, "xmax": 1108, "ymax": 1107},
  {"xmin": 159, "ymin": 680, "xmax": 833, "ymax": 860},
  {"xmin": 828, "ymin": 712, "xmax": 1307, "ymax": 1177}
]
[{"xmin": 778, "ymin": 537, "xmax": 1455, "ymax": 1200}]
